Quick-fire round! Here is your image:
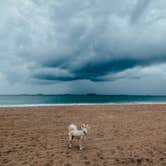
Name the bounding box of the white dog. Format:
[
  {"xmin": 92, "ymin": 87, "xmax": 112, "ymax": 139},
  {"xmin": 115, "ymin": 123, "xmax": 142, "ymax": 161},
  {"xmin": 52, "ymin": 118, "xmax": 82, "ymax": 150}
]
[{"xmin": 68, "ymin": 123, "xmax": 89, "ymax": 150}]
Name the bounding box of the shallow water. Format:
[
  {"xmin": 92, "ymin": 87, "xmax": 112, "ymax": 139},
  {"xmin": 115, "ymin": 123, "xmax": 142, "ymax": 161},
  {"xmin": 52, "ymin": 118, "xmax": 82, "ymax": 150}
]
[{"xmin": 0, "ymin": 94, "xmax": 166, "ymax": 106}]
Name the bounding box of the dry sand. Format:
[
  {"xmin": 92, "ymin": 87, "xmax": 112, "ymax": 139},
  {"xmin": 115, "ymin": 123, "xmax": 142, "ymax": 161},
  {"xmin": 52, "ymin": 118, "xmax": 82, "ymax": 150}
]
[{"xmin": 0, "ymin": 104, "xmax": 166, "ymax": 166}]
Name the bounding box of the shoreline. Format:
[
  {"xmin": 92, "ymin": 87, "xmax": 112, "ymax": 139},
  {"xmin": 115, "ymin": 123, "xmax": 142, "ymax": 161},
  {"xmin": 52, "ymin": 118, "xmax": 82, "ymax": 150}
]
[{"xmin": 0, "ymin": 102, "xmax": 166, "ymax": 108}]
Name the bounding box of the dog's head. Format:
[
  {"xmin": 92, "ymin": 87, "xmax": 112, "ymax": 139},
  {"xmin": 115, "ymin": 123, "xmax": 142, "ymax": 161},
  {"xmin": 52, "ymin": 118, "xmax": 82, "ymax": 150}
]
[
  {"xmin": 81, "ymin": 123, "xmax": 90, "ymax": 135},
  {"xmin": 81, "ymin": 123, "xmax": 89, "ymax": 135}
]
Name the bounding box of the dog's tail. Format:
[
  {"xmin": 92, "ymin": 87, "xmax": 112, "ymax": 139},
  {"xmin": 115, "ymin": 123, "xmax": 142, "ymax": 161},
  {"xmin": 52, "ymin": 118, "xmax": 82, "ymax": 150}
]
[{"xmin": 68, "ymin": 124, "xmax": 77, "ymax": 132}]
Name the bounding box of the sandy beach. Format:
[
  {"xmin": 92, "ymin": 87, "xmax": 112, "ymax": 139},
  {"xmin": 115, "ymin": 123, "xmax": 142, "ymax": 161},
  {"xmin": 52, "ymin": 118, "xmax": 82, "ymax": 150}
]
[{"xmin": 0, "ymin": 104, "xmax": 166, "ymax": 166}]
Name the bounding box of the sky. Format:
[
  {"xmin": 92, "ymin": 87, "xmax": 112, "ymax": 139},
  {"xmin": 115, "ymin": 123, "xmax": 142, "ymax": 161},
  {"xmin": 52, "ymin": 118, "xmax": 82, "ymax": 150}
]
[{"xmin": 0, "ymin": 0, "xmax": 166, "ymax": 95}]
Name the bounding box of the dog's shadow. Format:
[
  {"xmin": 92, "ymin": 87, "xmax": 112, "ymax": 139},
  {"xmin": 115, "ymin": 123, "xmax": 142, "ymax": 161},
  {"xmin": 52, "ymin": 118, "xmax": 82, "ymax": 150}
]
[{"xmin": 67, "ymin": 144, "xmax": 87, "ymax": 151}]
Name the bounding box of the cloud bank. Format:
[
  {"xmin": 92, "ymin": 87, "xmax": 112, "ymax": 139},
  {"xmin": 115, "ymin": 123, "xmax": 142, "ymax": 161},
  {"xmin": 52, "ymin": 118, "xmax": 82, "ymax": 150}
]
[{"xmin": 0, "ymin": 0, "xmax": 166, "ymax": 94}]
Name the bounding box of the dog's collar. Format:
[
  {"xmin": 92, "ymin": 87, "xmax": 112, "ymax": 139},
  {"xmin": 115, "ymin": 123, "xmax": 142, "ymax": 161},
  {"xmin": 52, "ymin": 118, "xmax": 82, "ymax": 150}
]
[{"xmin": 83, "ymin": 130, "xmax": 87, "ymax": 136}]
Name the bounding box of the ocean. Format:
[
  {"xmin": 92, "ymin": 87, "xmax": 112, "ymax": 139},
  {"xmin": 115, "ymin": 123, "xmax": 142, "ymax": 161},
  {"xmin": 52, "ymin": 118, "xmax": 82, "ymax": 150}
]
[{"xmin": 0, "ymin": 94, "xmax": 166, "ymax": 106}]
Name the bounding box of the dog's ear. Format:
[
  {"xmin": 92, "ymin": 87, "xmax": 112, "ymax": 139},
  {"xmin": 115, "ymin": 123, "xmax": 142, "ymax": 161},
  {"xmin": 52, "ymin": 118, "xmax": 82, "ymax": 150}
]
[
  {"xmin": 81, "ymin": 123, "xmax": 85, "ymax": 128},
  {"xmin": 86, "ymin": 124, "xmax": 90, "ymax": 129}
]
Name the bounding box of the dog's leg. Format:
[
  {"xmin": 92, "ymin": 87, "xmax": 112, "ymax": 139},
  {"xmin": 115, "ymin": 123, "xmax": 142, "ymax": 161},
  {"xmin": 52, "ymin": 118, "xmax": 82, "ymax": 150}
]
[
  {"xmin": 68, "ymin": 134, "xmax": 73, "ymax": 148},
  {"xmin": 79, "ymin": 138, "xmax": 83, "ymax": 150}
]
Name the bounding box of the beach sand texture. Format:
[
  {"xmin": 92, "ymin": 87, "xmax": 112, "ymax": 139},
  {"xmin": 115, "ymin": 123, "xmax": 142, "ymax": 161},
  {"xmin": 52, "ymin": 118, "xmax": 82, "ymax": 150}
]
[{"xmin": 0, "ymin": 104, "xmax": 166, "ymax": 166}]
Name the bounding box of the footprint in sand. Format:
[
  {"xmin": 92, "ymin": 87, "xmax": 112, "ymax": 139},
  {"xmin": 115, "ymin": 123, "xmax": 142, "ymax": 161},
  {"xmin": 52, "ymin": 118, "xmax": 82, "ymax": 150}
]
[
  {"xmin": 64, "ymin": 163, "xmax": 71, "ymax": 166},
  {"xmin": 136, "ymin": 158, "xmax": 143, "ymax": 165},
  {"xmin": 81, "ymin": 155, "xmax": 91, "ymax": 165},
  {"xmin": 83, "ymin": 156, "xmax": 88, "ymax": 160},
  {"xmin": 84, "ymin": 160, "xmax": 91, "ymax": 165},
  {"xmin": 145, "ymin": 158, "xmax": 153, "ymax": 163},
  {"xmin": 44, "ymin": 160, "xmax": 54, "ymax": 166},
  {"xmin": 65, "ymin": 151, "xmax": 71, "ymax": 158},
  {"xmin": 96, "ymin": 151, "xmax": 104, "ymax": 160},
  {"xmin": 2, "ymin": 158, "xmax": 9, "ymax": 164},
  {"xmin": 103, "ymin": 161, "xmax": 108, "ymax": 166}
]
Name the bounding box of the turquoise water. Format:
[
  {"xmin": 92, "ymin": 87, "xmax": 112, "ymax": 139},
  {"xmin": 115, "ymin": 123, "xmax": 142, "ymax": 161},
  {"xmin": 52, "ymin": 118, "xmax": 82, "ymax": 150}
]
[{"xmin": 0, "ymin": 95, "xmax": 166, "ymax": 106}]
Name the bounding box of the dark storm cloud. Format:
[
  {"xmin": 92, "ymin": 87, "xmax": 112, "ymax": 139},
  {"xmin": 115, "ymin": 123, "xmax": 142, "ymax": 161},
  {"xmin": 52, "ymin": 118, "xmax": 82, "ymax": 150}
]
[
  {"xmin": 1, "ymin": 0, "xmax": 166, "ymax": 84},
  {"xmin": 37, "ymin": 53, "xmax": 166, "ymax": 82}
]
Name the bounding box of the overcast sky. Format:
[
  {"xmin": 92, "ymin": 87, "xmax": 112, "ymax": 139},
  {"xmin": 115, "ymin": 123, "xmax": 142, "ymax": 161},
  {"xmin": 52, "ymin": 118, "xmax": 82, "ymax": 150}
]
[{"xmin": 0, "ymin": 0, "xmax": 166, "ymax": 95}]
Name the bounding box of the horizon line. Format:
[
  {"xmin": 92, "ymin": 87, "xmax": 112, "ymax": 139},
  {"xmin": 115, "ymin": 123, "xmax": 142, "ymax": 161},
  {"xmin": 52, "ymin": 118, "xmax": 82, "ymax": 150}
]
[{"xmin": 0, "ymin": 93, "xmax": 166, "ymax": 96}]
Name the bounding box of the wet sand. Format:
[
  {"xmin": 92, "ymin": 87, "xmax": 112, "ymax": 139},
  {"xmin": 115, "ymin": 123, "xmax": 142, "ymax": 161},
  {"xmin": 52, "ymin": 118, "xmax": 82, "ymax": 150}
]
[{"xmin": 0, "ymin": 104, "xmax": 166, "ymax": 166}]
